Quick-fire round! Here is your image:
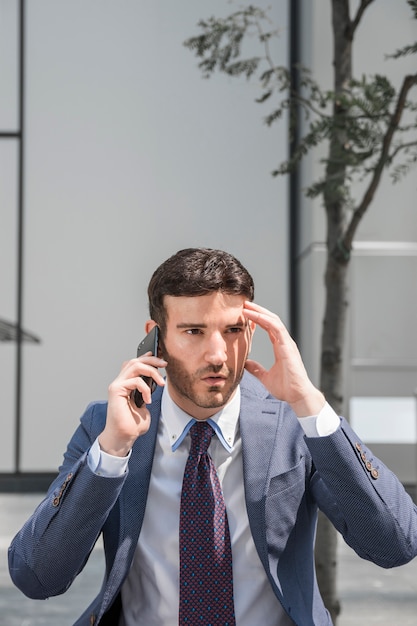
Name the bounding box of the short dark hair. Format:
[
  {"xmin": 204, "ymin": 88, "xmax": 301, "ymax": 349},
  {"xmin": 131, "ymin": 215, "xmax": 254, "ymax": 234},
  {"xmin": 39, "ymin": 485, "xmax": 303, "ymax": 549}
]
[{"xmin": 148, "ymin": 248, "xmax": 254, "ymax": 335}]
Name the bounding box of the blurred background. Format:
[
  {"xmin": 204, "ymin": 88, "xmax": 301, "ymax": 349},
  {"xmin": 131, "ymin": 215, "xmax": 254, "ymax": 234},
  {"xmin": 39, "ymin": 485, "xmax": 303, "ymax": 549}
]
[{"xmin": 1, "ymin": 0, "xmax": 416, "ymax": 497}]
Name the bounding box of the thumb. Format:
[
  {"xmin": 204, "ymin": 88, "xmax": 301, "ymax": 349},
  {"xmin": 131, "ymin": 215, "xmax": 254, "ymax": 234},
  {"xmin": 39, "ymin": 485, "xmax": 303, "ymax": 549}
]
[{"xmin": 245, "ymin": 359, "xmax": 267, "ymax": 382}]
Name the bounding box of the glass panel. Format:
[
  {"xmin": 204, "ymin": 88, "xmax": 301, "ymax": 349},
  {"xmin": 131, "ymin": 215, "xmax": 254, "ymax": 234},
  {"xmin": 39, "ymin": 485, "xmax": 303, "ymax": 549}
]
[
  {"xmin": 352, "ymin": 254, "xmax": 417, "ymax": 364},
  {"xmin": 350, "ymin": 396, "xmax": 417, "ymax": 444},
  {"xmin": 0, "ymin": 141, "xmax": 18, "ymax": 316},
  {"xmin": 0, "ymin": 0, "xmax": 19, "ymax": 130},
  {"xmin": 0, "ymin": 141, "xmax": 18, "ymax": 471}
]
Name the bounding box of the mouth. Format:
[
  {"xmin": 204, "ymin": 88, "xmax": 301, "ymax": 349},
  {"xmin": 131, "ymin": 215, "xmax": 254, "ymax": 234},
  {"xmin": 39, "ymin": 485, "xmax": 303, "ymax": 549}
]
[{"xmin": 202, "ymin": 375, "xmax": 228, "ymax": 386}]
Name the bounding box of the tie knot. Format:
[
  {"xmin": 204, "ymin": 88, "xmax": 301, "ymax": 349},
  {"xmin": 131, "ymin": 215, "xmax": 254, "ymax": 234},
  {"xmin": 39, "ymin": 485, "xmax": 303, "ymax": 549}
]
[{"xmin": 189, "ymin": 421, "xmax": 214, "ymax": 456}]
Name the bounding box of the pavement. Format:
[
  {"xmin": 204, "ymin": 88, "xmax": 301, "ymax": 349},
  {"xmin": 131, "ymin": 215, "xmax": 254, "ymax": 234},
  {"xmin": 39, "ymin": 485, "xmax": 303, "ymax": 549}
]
[{"xmin": 1, "ymin": 493, "xmax": 417, "ymax": 625}]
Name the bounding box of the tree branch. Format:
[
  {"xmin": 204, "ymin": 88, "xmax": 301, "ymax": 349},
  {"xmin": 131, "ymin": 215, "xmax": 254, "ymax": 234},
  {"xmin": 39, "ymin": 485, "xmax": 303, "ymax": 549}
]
[
  {"xmin": 253, "ymin": 14, "xmax": 332, "ymax": 122},
  {"xmin": 342, "ymin": 73, "xmax": 417, "ymax": 250},
  {"xmin": 389, "ymin": 139, "xmax": 417, "ymax": 161},
  {"xmin": 253, "ymin": 16, "xmax": 276, "ymax": 74},
  {"xmin": 349, "ymin": 0, "xmax": 376, "ymax": 38},
  {"xmin": 291, "ymin": 93, "xmax": 331, "ymax": 119}
]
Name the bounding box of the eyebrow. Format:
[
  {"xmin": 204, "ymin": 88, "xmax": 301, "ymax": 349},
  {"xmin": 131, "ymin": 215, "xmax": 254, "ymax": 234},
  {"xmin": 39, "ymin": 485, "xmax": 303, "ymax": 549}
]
[{"xmin": 176, "ymin": 320, "xmax": 247, "ymax": 329}]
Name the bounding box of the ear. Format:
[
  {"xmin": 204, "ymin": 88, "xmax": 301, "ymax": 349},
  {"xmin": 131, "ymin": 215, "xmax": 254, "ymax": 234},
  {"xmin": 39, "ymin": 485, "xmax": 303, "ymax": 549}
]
[{"xmin": 145, "ymin": 319, "xmax": 158, "ymax": 334}]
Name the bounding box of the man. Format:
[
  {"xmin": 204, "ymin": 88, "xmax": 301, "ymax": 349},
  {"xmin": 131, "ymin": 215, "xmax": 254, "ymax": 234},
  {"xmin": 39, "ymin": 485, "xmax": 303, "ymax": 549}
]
[{"xmin": 9, "ymin": 248, "xmax": 417, "ymax": 625}]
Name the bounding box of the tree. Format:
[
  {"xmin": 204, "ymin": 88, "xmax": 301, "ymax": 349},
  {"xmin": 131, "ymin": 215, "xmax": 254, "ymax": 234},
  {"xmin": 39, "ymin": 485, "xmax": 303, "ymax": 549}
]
[{"xmin": 184, "ymin": 1, "xmax": 417, "ymax": 622}]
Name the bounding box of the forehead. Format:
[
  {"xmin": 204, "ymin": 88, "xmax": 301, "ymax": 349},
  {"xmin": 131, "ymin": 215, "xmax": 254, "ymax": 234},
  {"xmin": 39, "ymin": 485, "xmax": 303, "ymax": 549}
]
[{"xmin": 163, "ymin": 292, "xmax": 246, "ymax": 323}]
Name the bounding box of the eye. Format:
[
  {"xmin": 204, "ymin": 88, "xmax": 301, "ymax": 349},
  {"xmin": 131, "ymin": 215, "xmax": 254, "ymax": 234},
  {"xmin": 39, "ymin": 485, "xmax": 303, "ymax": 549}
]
[
  {"xmin": 226, "ymin": 327, "xmax": 243, "ymax": 334},
  {"xmin": 185, "ymin": 328, "xmax": 203, "ymax": 335}
]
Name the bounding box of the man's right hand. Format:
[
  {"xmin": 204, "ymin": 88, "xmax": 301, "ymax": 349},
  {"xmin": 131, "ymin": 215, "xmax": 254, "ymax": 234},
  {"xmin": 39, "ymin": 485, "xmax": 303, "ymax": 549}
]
[{"xmin": 98, "ymin": 354, "xmax": 167, "ymax": 457}]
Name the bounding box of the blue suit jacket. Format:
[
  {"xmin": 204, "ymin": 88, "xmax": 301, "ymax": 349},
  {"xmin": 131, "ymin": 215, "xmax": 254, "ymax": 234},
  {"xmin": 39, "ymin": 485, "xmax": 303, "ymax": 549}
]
[{"xmin": 8, "ymin": 372, "xmax": 417, "ymax": 625}]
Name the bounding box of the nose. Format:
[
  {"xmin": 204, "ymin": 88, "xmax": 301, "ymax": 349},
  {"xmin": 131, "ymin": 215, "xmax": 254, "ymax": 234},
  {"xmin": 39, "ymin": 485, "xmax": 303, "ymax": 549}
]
[{"xmin": 204, "ymin": 332, "xmax": 227, "ymax": 365}]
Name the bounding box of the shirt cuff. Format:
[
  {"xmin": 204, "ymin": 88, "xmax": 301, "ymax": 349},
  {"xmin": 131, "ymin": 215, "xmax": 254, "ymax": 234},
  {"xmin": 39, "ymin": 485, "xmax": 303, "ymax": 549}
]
[
  {"xmin": 297, "ymin": 401, "xmax": 340, "ymax": 437},
  {"xmin": 87, "ymin": 437, "xmax": 131, "ymax": 477}
]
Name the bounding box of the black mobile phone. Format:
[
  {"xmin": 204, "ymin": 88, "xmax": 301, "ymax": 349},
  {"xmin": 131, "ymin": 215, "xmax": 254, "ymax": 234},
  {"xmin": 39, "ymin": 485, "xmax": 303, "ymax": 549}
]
[{"xmin": 133, "ymin": 325, "xmax": 159, "ymax": 407}]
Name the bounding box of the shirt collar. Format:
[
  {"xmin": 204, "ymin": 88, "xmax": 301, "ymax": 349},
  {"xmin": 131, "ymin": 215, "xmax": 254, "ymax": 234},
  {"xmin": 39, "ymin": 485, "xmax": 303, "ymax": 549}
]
[{"xmin": 161, "ymin": 380, "xmax": 240, "ymax": 453}]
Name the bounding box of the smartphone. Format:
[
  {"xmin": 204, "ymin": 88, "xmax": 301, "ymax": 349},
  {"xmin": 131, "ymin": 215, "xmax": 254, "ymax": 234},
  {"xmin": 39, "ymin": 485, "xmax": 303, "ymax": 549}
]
[{"xmin": 133, "ymin": 325, "xmax": 159, "ymax": 407}]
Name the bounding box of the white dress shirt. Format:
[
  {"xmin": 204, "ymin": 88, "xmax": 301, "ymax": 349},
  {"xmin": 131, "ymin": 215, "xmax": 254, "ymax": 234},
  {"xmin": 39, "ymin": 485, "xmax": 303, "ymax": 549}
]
[{"xmin": 88, "ymin": 383, "xmax": 339, "ymax": 625}]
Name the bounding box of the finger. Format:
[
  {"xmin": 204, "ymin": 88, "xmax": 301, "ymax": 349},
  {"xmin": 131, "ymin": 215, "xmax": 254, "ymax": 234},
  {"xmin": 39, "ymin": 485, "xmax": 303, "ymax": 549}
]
[
  {"xmin": 130, "ymin": 380, "xmax": 153, "ymax": 407},
  {"xmin": 243, "ymin": 302, "xmax": 291, "ymax": 342},
  {"xmin": 109, "ymin": 368, "xmax": 165, "ymax": 404},
  {"xmin": 244, "ymin": 301, "xmax": 275, "ymax": 316},
  {"xmin": 117, "ymin": 357, "xmax": 167, "ymax": 384},
  {"xmin": 243, "ymin": 302, "xmax": 279, "ymax": 327},
  {"xmin": 130, "ymin": 355, "xmax": 167, "ymax": 370},
  {"xmin": 245, "ymin": 358, "xmax": 268, "ymax": 382},
  {"xmin": 129, "ymin": 372, "xmax": 166, "ymax": 399}
]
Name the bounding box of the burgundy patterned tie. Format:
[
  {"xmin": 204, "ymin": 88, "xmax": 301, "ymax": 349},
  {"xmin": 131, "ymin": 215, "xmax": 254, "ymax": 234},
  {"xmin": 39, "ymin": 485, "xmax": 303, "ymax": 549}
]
[{"xmin": 179, "ymin": 421, "xmax": 235, "ymax": 625}]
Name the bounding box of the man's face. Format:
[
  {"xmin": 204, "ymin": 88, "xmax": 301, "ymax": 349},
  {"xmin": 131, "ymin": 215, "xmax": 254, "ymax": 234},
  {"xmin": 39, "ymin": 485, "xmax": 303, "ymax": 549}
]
[{"xmin": 160, "ymin": 292, "xmax": 254, "ymax": 420}]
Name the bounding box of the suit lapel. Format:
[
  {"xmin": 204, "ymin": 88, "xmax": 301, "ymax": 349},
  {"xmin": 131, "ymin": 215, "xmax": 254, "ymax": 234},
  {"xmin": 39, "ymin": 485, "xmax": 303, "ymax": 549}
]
[
  {"xmin": 239, "ymin": 374, "xmax": 283, "ymax": 566},
  {"xmin": 240, "ymin": 390, "xmax": 281, "ymax": 502}
]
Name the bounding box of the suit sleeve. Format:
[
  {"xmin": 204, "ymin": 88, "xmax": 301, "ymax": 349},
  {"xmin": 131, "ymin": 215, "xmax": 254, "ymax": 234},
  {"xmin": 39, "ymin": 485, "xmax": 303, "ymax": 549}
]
[
  {"xmin": 8, "ymin": 402, "xmax": 127, "ymax": 599},
  {"xmin": 306, "ymin": 416, "xmax": 417, "ymax": 568}
]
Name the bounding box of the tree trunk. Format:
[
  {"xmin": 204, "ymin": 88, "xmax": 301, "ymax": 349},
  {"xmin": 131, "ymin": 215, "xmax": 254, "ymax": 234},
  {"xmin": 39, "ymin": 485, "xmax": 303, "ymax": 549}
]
[
  {"xmin": 315, "ymin": 251, "xmax": 349, "ymax": 624},
  {"xmin": 314, "ymin": 1, "xmax": 353, "ymax": 623}
]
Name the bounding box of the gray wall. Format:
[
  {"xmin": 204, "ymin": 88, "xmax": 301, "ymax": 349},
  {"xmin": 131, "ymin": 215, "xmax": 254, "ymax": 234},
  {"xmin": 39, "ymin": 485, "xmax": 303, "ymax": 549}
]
[{"xmin": 0, "ymin": 1, "xmax": 289, "ymax": 472}]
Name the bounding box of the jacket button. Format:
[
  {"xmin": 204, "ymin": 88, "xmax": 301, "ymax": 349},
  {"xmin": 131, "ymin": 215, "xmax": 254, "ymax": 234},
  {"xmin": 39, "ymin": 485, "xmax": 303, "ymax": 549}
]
[{"xmin": 371, "ymin": 468, "xmax": 379, "ymax": 479}]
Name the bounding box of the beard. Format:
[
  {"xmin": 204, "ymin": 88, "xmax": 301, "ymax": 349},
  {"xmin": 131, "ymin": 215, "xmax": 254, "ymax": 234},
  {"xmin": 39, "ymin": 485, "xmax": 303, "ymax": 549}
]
[{"xmin": 161, "ymin": 346, "xmax": 245, "ymax": 411}]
